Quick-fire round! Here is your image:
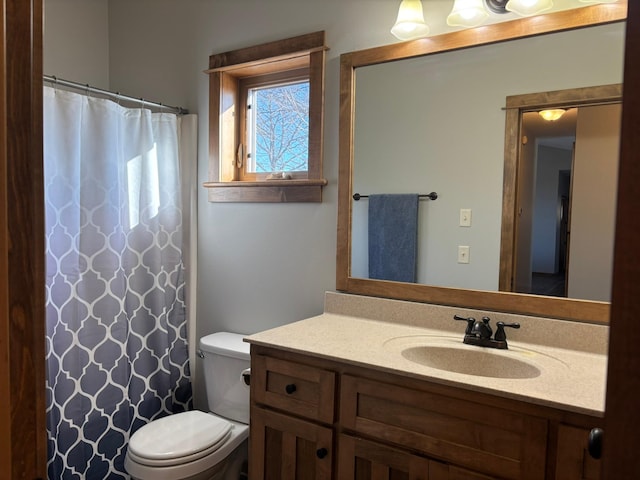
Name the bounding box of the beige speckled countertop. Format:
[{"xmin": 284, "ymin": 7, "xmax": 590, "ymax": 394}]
[{"xmin": 245, "ymin": 292, "xmax": 608, "ymax": 417}]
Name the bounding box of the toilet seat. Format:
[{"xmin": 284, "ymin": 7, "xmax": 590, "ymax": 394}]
[
  {"xmin": 128, "ymin": 410, "xmax": 232, "ymax": 467},
  {"xmin": 124, "ymin": 415, "xmax": 249, "ymax": 480}
]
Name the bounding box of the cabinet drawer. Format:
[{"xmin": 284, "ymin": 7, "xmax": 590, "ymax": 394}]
[
  {"xmin": 340, "ymin": 375, "xmax": 548, "ymax": 480},
  {"xmin": 252, "ymin": 354, "xmax": 336, "ymax": 423}
]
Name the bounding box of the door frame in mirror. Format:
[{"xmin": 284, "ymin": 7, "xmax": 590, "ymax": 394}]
[
  {"xmin": 499, "ymin": 83, "xmax": 623, "ymax": 295},
  {"xmin": 337, "ymin": 4, "xmax": 627, "ymax": 323}
]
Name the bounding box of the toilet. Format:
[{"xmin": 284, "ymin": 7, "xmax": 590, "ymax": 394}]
[{"xmin": 125, "ymin": 332, "xmax": 251, "ymax": 480}]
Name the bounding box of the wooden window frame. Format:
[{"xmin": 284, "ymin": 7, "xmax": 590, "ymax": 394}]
[{"xmin": 204, "ymin": 31, "xmax": 328, "ymax": 202}]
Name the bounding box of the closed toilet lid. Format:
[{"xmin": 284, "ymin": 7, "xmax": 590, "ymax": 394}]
[{"xmin": 128, "ymin": 410, "xmax": 232, "ymax": 462}]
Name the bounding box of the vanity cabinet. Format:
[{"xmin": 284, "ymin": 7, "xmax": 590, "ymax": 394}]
[{"xmin": 249, "ymin": 346, "xmax": 603, "ymax": 480}]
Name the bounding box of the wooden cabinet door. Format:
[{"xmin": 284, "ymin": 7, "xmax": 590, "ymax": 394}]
[
  {"xmin": 338, "ymin": 434, "xmax": 430, "ymax": 479},
  {"xmin": 555, "ymin": 424, "xmax": 601, "ymax": 480},
  {"xmin": 429, "ymin": 462, "xmax": 496, "ymax": 480},
  {"xmin": 250, "ymin": 406, "xmax": 333, "ymax": 480},
  {"xmin": 338, "ymin": 434, "xmax": 495, "ymax": 480}
]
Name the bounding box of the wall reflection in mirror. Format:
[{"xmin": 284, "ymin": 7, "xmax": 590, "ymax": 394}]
[{"xmin": 350, "ymin": 22, "xmax": 624, "ymax": 303}]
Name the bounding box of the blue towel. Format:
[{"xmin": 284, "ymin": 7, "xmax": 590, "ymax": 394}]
[{"xmin": 368, "ymin": 194, "xmax": 419, "ymax": 283}]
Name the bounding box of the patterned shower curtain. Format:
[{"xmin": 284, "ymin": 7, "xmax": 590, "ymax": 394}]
[{"xmin": 43, "ymin": 86, "xmax": 194, "ymax": 479}]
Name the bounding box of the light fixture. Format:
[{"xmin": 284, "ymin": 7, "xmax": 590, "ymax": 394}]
[
  {"xmin": 391, "ymin": 0, "xmax": 430, "ymax": 41},
  {"xmin": 484, "ymin": 0, "xmax": 509, "ymax": 14},
  {"xmin": 447, "ymin": 0, "xmax": 489, "ymax": 28},
  {"xmin": 539, "ymin": 109, "xmax": 566, "ymax": 121},
  {"xmin": 579, "ymin": 0, "xmax": 619, "ymax": 3},
  {"xmin": 505, "ymin": 0, "xmax": 554, "ymax": 16}
]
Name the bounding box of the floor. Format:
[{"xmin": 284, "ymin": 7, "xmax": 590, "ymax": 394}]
[{"xmin": 531, "ymin": 272, "xmax": 566, "ymax": 297}]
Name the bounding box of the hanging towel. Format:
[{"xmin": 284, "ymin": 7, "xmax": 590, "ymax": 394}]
[{"xmin": 368, "ymin": 194, "xmax": 419, "ymax": 283}]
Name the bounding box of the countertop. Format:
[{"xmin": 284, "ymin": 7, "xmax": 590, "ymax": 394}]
[{"xmin": 245, "ymin": 312, "xmax": 607, "ymax": 417}]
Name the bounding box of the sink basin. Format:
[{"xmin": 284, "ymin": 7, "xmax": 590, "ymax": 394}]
[
  {"xmin": 382, "ymin": 334, "xmax": 569, "ymax": 380},
  {"xmin": 401, "ymin": 345, "xmax": 541, "ymax": 379}
]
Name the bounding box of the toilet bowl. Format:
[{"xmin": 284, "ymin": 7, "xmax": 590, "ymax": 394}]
[{"xmin": 125, "ymin": 332, "xmax": 250, "ymax": 480}]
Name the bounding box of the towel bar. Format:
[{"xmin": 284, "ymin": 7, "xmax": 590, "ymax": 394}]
[{"xmin": 353, "ymin": 192, "xmax": 438, "ymax": 201}]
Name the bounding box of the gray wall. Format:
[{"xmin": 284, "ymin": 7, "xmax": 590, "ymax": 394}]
[
  {"xmin": 44, "ymin": 0, "xmax": 110, "ymax": 88},
  {"xmin": 532, "ymin": 145, "xmax": 572, "ymax": 274},
  {"xmin": 515, "ymin": 122, "xmax": 536, "ymax": 293},
  {"xmin": 568, "ymin": 103, "xmax": 621, "ymax": 302}
]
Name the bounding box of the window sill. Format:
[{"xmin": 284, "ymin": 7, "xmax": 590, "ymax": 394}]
[{"xmin": 203, "ymin": 179, "xmax": 328, "ymax": 203}]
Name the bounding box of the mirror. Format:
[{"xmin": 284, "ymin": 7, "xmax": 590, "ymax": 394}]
[{"xmin": 337, "ymin": 4, "xmax": 627, "ymax": 323}]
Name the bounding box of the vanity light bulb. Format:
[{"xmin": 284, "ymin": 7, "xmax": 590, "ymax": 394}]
[
  {"xmin": 391, "ymin": 0, "xmax": 430, "ymax": 40},
  {"xmin": 447, "ymin": 0, "xmax": 489, "ymax": 28},
  {"xmin": 505, "ymin": 0, "xmax": 554, "ymax": 16}
]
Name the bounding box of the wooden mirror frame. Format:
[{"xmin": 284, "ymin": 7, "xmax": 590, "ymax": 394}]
[{"xmin": 337, "ymin": 4, "xmax": 627, "ymax": 323}]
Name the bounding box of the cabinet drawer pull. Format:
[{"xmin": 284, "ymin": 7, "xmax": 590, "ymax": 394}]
[
  {"xmin": 316, "ymin": 447, "xmax": 328, "ymax": 459},
  {"xmin": 285, "ymin": 383, "xmax": 297, "ymax": 394}
]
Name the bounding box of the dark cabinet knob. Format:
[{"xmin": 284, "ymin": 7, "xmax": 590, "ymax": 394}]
[
  {"xmin": 316, "ymin": 447, "xmax": 328, "ymax": 459},
  {"xmin": 285, "ymin": 383, "xmax": 297, "ymax": 394},
  {"xmin": 588, "ymin": 427, "xmax": 604, "ymax": 459}
]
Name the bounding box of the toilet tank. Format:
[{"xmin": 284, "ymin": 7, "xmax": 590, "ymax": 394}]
[{"xmin": 199, "ymin": 332, "xmax": 251, "ymax": 424}]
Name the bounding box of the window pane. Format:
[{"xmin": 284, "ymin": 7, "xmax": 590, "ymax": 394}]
[{"xmin": 248, "ymin": 81, "xmax": 309, "ymax": 173}]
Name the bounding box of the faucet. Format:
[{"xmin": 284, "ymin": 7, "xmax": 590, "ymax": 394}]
[{"xmin": 453, "ymin": 315, "xmax": 520, "ymax": 349}]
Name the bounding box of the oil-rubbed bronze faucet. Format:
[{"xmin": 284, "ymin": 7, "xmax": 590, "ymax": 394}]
[{"xmin": 453, "ymin": 315, "xmax": 520, "ymax": 349}]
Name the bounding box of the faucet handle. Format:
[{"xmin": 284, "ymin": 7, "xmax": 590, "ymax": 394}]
[
  {"xmin": 453, "ymin": 315, "xmax": 475, "ymax": 335},
  {"xmin": 494, "ymin": 322, "xmax": 521, "ymax": 342}
]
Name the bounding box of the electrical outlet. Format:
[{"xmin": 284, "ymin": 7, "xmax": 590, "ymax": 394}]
[
  {"xmin": 458, "ymin": 246, "xmax": 470, "ymax": 264},
  {"xmin": 460, "ymin": 208, "xmax": 472, "ymax": 227}
]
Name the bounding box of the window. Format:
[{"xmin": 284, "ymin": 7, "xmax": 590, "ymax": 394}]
[
  {"xmin": 204, "ymin": 32, "xmax": 327, "ymax": 202},
  {"xmin": 240, "ymin": 70, "xmax": 309, "ymax": 180}
]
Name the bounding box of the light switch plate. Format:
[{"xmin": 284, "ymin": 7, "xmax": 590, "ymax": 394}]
[
  {"xmin": 458, "ymin": 246, "xmax": 470, "ymax": 264},
  {"xmin": 460, "ymin": 208, "xmax": 472, "ymax": 227}
]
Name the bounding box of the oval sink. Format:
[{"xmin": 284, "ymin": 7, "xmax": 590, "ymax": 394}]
[{"xmin": 401, "ymin": 345, "xmax": 541, "ymax": 379}]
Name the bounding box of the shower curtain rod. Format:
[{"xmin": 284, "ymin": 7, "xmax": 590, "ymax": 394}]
[{"xmin": 44, "ymin": 75, "xmax": 188, "ymax": 115}]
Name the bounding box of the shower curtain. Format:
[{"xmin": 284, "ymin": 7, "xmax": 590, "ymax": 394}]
[{"xmin": 43, "ymin": 86, "xmax": 196, "ymax": 479}]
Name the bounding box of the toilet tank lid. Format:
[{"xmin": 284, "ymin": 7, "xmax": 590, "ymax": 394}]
[{"xmin": 199, "ymin": 332, "xmax": 250, "ymax": 359}]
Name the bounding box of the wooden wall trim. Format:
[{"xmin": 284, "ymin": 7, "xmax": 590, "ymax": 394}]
[
  {"xmin": 0, "ymin": 0, "xmax": 10, "ymax": 474},
  {"xmin": 1, "ymin": 0, "xmax": 46, "ymax": 477},
  {"xmin": 603, "ymin": 0, "xmax": 640, "ymax": 476}
]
